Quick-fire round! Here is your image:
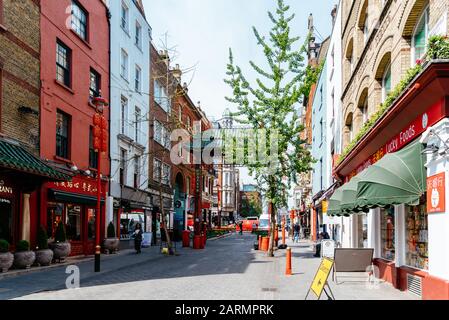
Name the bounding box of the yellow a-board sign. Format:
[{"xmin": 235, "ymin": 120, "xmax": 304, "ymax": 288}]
[{"xmin": 310, "ymin": 257, "xmax": 334, "ymax": 298}]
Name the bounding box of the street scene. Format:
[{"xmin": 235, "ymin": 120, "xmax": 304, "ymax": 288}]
[{"xmin": 1, "ymin": 0, "xmax": 449, "ymax": 303}]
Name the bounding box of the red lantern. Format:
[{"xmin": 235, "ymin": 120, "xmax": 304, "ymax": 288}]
[
  {"xmin": 93, "ymin": 113, "xmax": 102, "ymax": 126},
  {"xmin": 101, "ymin": 116, "xmax": 107, "ymax": 129},
  {"xmin": 94, "ymin": 137, "xmax": 101, "ymax": 151}
]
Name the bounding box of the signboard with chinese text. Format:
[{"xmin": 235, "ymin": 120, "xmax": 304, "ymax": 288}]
[
  {"xmin": 47, "ymin": 176, "xmax": 106, "ymax": 197},
  {"xmin": 427, "ymin": 172, "xmax": 446, "ymax": 213}
]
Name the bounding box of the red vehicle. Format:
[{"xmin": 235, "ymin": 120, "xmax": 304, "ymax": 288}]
[{"xmin": 237, "ymin": 217, "xmax": 259, "ymax": 232}]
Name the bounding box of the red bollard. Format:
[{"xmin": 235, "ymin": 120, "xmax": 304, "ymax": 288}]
[
  {"xmin": 193, "ymin": 235, "xmax": 202, "ymax": 249},
  {"xmin": 285, "ymin": 248, "xmax": 292, "ymax": 275},
  {"xmin": 182, "ymin": 230, "xmax": 191, "ymax": 248}
]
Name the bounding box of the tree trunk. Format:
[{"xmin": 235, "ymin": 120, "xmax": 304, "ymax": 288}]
[{"xmin": 268, "ymin": 201, "xmax": 276, "ymax": 257}]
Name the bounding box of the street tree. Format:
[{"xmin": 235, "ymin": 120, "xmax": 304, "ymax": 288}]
[{"xmin": 224, "ymin": 0, "xmax": 314, "ymax": 256}]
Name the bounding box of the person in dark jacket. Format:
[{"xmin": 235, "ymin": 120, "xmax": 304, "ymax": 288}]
[
  {"xmin": 314, "ymin": 231, "xmax": 330, "ymax": 257},
  {"xmin": 133, "ymin": 223, "xmax": 143, "ymax": 254}
]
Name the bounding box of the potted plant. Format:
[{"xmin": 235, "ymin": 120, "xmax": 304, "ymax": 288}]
[
  {"xmin": 49, "ymin": 222, "xmax": 71, "ymax": 262},
  {"xmin": 35, "ymin": 226, "xmax": 53, "ymax": 266},
  {"xmin": 0, "ymin": 239, "xmax": 14, "ymax": 273},
  {"xmin": 13, "ymin": 240, "xmax": 36, "ymax": 269},
  {"xmin": 103, "ymin": 222, "xmax": 119, "ymax": 254}
]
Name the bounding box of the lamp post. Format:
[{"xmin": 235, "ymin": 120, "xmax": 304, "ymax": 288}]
[{"xmin": 92, "ymin": 93, "xmax": 108, "ymax": 272}]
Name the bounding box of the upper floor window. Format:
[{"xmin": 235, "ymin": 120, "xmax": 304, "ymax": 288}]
[
  {"xmin": 121, "ymin": 96, "xmax": 128, "ymax": 135},
  {"xmin": 154, "ymin": 120, "xmax": 163, "ymax": 145},
  {"xmin": 121, "ymin": 49, "xmax": 129, "ymax": 80},
  {"xmin": 153, "ymin": 158, "xmax": 161, "ymax": 182},
  {"xmin": 154, "ymin": 80, "xmax": 169, "ymax": 112},
  {"xmin": 89, "ymin": 126, "xmax": 98, "ymax": 169},
  {"xmin": 162, "ymin": 163, "xmax": 170, "ymax": 185},
  {"xmin": 120, "ymin": 148, "xmax": 127, "ymax": 185},
  {"xmin": 135, "ymin": 21, "xmax": 142, "ymax": 49},
  {"xmin": 56, "ymin": 110, "xmax": 70, "ymax": 159},
  {"xmin": 71, "ymin": 1, "xmax": 88, "ymax": 41},
  {"xmin": 382, "ymin": 65, "xmax": 391, "ymax": 101},
  {"xmin": 121, "ymin": 1, "xmax": 129, "ymax": 33},
  {"xmin": 56, "ymin": 41, "xmax": 71, "ymax": 87},
  {"xmin": 135, "ymin": 106, "xmax": 141, "ymax": 143},
  {"xmin": 135, "ymin": 65, "xmax": 141, "ymax": 93},
  {"xmin": 412, "ymin": 6, "xmax": 429, "ymax": 64},
  {"xmin": 134, "ymin": 155, "xmax": 140, "ymax": 189},
  {"xmin": 363, "ymin": 6, "xmax": 369, "ymax": 44},
  {"xmin": 89, "ymin": 68, "xmax": 101, "ymax": 99}
]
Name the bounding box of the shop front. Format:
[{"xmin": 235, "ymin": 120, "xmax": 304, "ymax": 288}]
[
  {"xmin": 41, "ymin": 175, "xmax": 107, "ymax": 256},
  {"xmin": 331, "ymin": 62, "xmax": 449, "ymax": 299}
]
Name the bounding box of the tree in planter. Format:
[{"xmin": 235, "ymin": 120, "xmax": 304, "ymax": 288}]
[
  {"xmin": 104, "ymin": 222, "xmax": 119, "ymax": 254},
  {"xmin": 0, "ymin": 239, "xmax": 14, "ymax": 273},
  {"xmin": 14, "ymin": 240, "xmax": 36, "ymax": 269},
  {"xmin": 51, "ymin": 222, "xmax": 71, "ymax": 262},
  {"xmin": 224, "ymin": 0, "xmax": 314, "ymax": 256},
  {"xmin": 35, "ymin": 226, "xmax": 54, "ymax": 267},
  {"xmin": 55, "ymin": 222, "xmax": 67, "ymax": 243},
  {"xmin": 37, "ymin": 226, "xmax": 49, "ymax": 250}
]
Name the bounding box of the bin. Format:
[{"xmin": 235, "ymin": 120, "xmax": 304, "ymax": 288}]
[
  {"xmin": 193, "ymin": 235, "xmax": 202, "ymax": 249},
  {"xmin": 261, "ymin": 236, "xmax": 269, "ymax": 251},
  {"xmin": 182, "ymin": 230, "xmax": 191, "ymax": 248}
]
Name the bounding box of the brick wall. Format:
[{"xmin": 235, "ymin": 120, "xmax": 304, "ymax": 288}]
[{"xmin": 0, "ymin": 0, "xmax": 40, "ymax": 153}]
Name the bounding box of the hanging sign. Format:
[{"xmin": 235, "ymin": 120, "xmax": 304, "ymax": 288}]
[{"xmin": 427, "ymin": 172, "xmax": 446, "ymax": 213}]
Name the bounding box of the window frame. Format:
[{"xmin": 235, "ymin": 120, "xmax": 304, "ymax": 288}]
[
  {"xmin": 120, "ymin": 148, "xmax": 127, "ymax": 186},
  {"xmin": 121, "ymin": 1, "xmax": 129, "ymax": 34},
  {"xmin": 134, "ymin": 106, "xmax": 141, "ymax": 143},
  {"xmin": 135, "ymin": 20, "xmax": 142, "ymax": 49},
  {"xmin": 89, "ymin": 68, "xmax": 101, "ymax": 99},
  {"xmin": 120, "ymin": 48, "xmax": 129, "ymax": 81},
  {"xmin": 121, "ymin": 95, "xmax": 128, "ymax": 135},
  {"xmin": 411, "ymin": 5, "xmax": 430, "ymax": 65},
  {"xmin": 382, "ymin": 64, "xmax": 392, "ymax": 102},
  {"xmin": 56, "ymin": 110, "xmax": 71, "ymax": 160},
  {"xmin": 71, "ymin": 0, "xmax": 88, "ymax": 41},
  {"xmin": 153, "ymin": 158, "xmax": 162, "ymax": 182},
  {"xmin": 56, "ymin": 40, "xmax": 72, "ymax": 88},
  {"xmin": 135, "ymin": 65, "xmax": 141, "ymax": 93},
  {"xmin": 133, "ymin": 155, "xmax": 140, "ymax": 189}
]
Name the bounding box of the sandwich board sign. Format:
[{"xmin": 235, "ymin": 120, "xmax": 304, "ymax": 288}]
[{"xmin": 305, "ymin": 257, "xmax": 335, "ymax": 300}]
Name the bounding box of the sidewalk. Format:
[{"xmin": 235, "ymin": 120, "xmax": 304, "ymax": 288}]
[{"xmin": 276, "ymin": 238, "xmax": 419, "ymax": 300}]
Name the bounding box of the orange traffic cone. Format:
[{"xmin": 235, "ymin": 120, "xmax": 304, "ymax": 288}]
[{"xmin": 285, "ymin": 248, "xmax": 292, "ymax": 275}]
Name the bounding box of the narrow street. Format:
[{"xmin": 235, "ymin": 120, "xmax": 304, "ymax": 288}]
[{"xmin": 0, "ymin": 234, "xmax": 417, "ymax": 300}]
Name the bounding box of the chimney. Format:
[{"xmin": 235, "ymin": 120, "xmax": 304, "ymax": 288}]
[
  {"xmin": 172, "ymin": 64, "xmax": 182, "ymax": 82},
  {"xmin": 331, "ymin": 5, "xmax": 337, "ymax": 26}
]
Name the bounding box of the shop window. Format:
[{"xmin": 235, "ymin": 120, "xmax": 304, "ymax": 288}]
[
  {"xmin": 412, "ymin": 6, "xmax": 429, "ymax": 64},
  {"xmin": 71, "ymin": 0, "xmax": 88, "ymax": 41},
  {"xmin": 66, "ymin": 204, "xmax": 81, "ymax": 241},
  {"xmin": 405, "ymin": 203, "xmax": 428, "ymax": 270},
  {"xmin": 56, "ymin": 41, "xmax": 71, "ymax": 87},
  {"xmin": 87, "ymin": 208, "xmax": 96, "ymax": 240},
  {"xmin": 380, "ymin": 206, "xmax": 395, "ymax": 261},
  {"xmin": 56, "ymin": 110, "xmax": 70, "ymax": 159},
  {"xmin": 0, "ymin": 197, "xmax": 13, "ymax": 243},
  {"xmin": 47, "ymin": 202, "xmax": 64, "ymax": 239},
  {"xmin": 357, "ymin": 213, "xmax": 368, "ymax": 248}
]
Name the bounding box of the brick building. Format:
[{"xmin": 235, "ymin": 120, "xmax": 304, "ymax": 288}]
[
  {"xmin": 0, "ymin": 0, "xmax": 68, "ymax": 250},
  {"xmin": 39, "ymin": 0, "xmax": 110, "ymax": 256}
]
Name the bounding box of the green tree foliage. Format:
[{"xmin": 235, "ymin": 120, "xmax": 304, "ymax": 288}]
[
  {"xmin": 55, "ymin": 222, "xmax": 67, "ymax": 243},
  {"xmin": 240, "ymin": 196, "xmax": 263, "ymax": 218},
  {"xmin": 37, "ymin": 226, "xmax": 49, "ymax": 250},
  {"xmin": 224, "ymin": 0, "xmax": 313, "ymax": 256},
  {"xmin": 16, "ymin": 240, "xmax": 30, "ymax": 252}
]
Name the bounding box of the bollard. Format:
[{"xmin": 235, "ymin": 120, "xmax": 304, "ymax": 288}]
[
  {"xmin": 282, "ymin": 223, "xmax": 286, "ymax": 246},
  {"xmin": 285, "ymin": 248, "xmax": 292, "ymax": 275}
]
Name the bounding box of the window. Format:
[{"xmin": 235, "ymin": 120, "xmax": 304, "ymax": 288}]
[
  {"xmin": 361, "ymin": 97, "xmax": 369, "ymax": 122},
  {"xmin": 89, "ymin": 68, "xmax": 101, "ymax": 98},
  {"xmin": 56, "ymin": 41, "xmax": 71, "ymax": 87},
  {"xmin": 164, "ymin": 128, "xmax": 171, "ymax": 149},
  {"xmin": 121, "ymin": 1, "xmax": 129, "ymax": 33},
  {"xmin": 357, "ymin": 213, "xmax": 368, "ymax": 248},
  {"xmin": 120, "ymin": 149, "xmax": 127, "ymax": 185},
  {"xmin": 135, "ymin": 21, "xmax": 142, "ymax": 48},
  {"xmin": 405, "ymin": 203, "xmax": 428, "ymax": 270},
  {"xmin": 121, "ymin": 49, "xmax": 129, "ymax": 80},
  {"xmin": 135, "ymin": 65, "xmax": 141, "ymax": 93},
  {"xmin": 363, "ymin": 6, "xmax": 369, "ymax": 44},
  {"xmin": 154, "ymin": 120, "xmax": 162, "ymax": 145},
  {"xmin": 87, "ymin": 208, "xmax": 96, "ymax": 240},
  {"xmin": 89, "ymin": 126, "xmax": 98, "ymax": 169},
  {"xmin": 380, "ymin": 206, "xmax": 395, "ymax": 261},
  {"xmin": 66, "ymin": 205, "xmax": 82, "ymax": 241},
  {"xmin": 162, "ymin": 164, "xmax": 170, "ymax": 185},
  {"xmin": 153, "ymin": 158, "xmax": 161, "ymax": 182},
  {"xmin": 71, "ymin": 1, "xmax": 88, "ymax": 41},
  {"xmin": 382, "ymin": 65, "xmax": 391, "ymax": 101},
  {"xmin": 412, "ymin": 6, "xmax": 429, "ymax": 64},
  {"xmin": 56, "ymin": 110, "xmax": 70, "ymax": 159},
  {"xmin": 135, "ymin": 106, "xmax": 141, "ymax": 143},
  {"xmin": 121, "ymin": 96, "xmax": 128, "ymax": 135},
  {"xmin": 154, "ymin": 80, "xmax": 169, "ymax": 112},
  {"xmin": 134, "ymin": 156, "xmax": 140, "ymax": 189}
]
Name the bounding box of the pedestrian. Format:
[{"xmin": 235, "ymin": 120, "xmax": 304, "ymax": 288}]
[
  {"xmin": 133, "ymin": 223, "xmax": 143, "ymax": 254},
  {"xmin": 239, "ymin": 221, "xmax": 243, "ymax": 235},
  {"xmin": 294, "ymin": 223, "xmax": 300, "ymax": 243}
]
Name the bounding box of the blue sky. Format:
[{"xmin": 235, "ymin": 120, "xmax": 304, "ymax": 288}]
[{"xmin": 144, "ymin": 0, "xmax": 338, "ymax": 189}]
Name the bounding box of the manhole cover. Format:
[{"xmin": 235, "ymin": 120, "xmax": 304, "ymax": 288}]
[{"xmin": 261, "ymin": 288, "xmax": 278, "ymax": 292}]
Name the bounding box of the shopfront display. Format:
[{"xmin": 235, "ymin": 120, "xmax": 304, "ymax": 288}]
[
  {"xmin": 357, "ymin": 213, "xmax": 368, "ymax": 248},
  {"xmin": 380, "ymin": 206, "xmax": 395, "ymax": 261},
  {"xmin": 405, "ymin": 203, "xmax": 428, "ymax": 270}
]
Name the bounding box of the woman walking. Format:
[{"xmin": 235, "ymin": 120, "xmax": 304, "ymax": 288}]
[{"xmin": 133, "ymin": 223, "xmax": 143, "ymax": 254}]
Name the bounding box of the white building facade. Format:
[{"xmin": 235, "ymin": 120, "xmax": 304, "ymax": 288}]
[{"xmin": 106, "ymin": 0, "xmax": 152, "ymax": 241}]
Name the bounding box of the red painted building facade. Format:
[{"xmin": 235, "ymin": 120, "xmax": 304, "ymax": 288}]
[{"xmin": 39, "ymin": 0, "xmax": 110, "ymax": 256}]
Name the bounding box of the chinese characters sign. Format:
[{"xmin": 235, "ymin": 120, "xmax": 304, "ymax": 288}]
[
  {"xmin": 49, "ymin": 176, "xmax": 105, "ymax": 197},
  {"xmin": 427, "ymin": 172, "xmax": 446, "ymax": 213}
]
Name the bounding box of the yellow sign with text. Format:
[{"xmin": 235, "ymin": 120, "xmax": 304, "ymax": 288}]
[
  {"xmin": 322, "ymin": 200, "xmax": 328, "ymax": 214},
  {"xmin": 310, "ymin": 258, "xmax": 334, "ymax": 298}
]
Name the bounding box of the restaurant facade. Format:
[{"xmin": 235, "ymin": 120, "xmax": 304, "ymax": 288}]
[{"xmin": 327, "ymin": 0, "xmax": 449, "ymax": 299}]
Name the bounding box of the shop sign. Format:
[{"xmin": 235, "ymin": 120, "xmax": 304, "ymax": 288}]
[
  {"xmin": 427, "ymin": 172, "xmax": 446, "ymax": 213},
  {"xmin": 49, "ymin": 176, "xmax": 105, "ymax": 197},
  {"xmin": 0, "ymin": 180, "xmax": 13, "ymax": 197},
  {"xmin": 346, "ymin": 99, "xmax": 444, "ymax": 181},
  {"xmin": 306, "ymin": 257, "xmax": 334, "ymax": 299},
  {"xmin": 322, "ymin": 200, "xmax": 328, "ymax": 214}
]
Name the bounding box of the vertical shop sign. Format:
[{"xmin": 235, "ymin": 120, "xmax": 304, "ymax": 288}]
[{"xmin": 427, "ymin": 172, "xmax": 445, "ymax": 213}]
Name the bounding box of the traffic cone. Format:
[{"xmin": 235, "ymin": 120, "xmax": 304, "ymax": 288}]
[{"xmin": 285, "ymin": 248, "xmax": 292, "ymax": 275}]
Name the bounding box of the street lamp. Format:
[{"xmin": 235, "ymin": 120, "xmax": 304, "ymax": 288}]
[{"xmin": 92, "ymin": 92, "xmax": 108, "ymax": 272}]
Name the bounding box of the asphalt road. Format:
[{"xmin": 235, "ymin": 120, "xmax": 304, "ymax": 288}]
[{"xmin": 0, "ymin": 233, "xmax": 418, "ymax": 300}]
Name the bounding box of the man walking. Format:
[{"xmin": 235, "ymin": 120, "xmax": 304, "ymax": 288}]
[{"xmin": 294, "ymin": 223, "xmax": 300, "ymax": 243}]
